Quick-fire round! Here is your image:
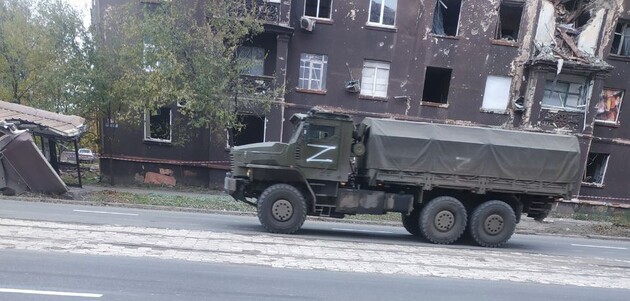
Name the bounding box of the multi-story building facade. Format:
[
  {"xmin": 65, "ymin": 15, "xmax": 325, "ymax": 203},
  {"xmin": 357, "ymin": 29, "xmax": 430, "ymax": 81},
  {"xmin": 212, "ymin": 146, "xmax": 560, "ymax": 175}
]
[{"xmin": 94, "ymin": 0, "xmax": 630, "ymax": 207}]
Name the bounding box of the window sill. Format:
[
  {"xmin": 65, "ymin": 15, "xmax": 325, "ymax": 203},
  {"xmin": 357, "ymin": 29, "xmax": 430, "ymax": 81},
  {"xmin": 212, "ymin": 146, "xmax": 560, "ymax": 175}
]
[
  {"xmin": 429, "ymin": 34, "xmax": 461, "ymax": 40},
  {"xmin": 421, "ymin": 101, "xmax": 449, "ymax": 108},
  {"xmin": 595, "ymin": 120, "xmax": 620, "ymax": 128},
  {"xmin": 296, "ymin": 88, "xmax": 327, "ymax": 95},
  {"xmin": 358, "ymin": 94, "xmax": 388, "ymax": 102},
  {"xmin": 144, "ymin": 139, "xmax": 173, "ymax": 145},
  {"xmin": 607, "ymin": 54, "xmax": 630, "ymax": 63},
  {"xmin": 364, "ymin": 24, "xmax": 397, "ymax": 33},
  {"xmin": 305, "ymin": 17, "xmax": 333, "ymax": 25},
  {"xmin": 540, "ymin": 106, "xmax": 585, "ymax": 113},
  {"xmin": 480, "ymin": 108, "xmax": 509, "ymax": 115},
  {"xmin": 581, "ymin": 182, "xmax": 605, "ymax": 188},
  {"xmin": 490, "ymin": 39, "xmax": 519, "ymax": 47}
]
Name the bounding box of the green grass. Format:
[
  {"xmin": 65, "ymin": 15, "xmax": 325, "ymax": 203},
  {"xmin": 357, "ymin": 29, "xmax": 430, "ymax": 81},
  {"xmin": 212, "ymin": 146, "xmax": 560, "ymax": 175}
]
[
  {"xmin": 88, "ymin": 191, "xmax": 255, "ymax": 212},
  {"xmin": 86, "ymin": 190, "xmax": 403, "ymax": 223}
]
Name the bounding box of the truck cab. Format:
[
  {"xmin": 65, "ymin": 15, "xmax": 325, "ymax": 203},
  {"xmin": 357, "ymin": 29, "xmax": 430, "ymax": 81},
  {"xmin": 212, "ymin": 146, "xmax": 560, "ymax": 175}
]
[{"xmin": 225, "ymin": 110, "xmax": 355, "ymax": 224}]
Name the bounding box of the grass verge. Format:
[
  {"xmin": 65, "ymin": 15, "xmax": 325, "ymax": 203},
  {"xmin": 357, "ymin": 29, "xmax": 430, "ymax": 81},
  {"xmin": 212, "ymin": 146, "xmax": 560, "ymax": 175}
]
[{"xmin": 86, "ymin": 190, "xmax": 402, "ymax": 223}]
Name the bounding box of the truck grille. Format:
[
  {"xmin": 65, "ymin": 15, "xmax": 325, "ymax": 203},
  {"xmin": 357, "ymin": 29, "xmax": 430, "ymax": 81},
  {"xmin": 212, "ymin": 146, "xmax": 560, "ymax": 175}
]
[
  {"xmin": 295, "ymin": 146, "xmax": 301, "ymax": 161},
  {"xmin": 230, "ymin": 153, "xmax": 236, "ymax": 173}
]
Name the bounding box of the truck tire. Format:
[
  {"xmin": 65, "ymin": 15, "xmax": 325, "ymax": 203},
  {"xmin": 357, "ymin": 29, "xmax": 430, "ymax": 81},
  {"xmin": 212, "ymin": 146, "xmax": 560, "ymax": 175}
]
[
  {"xmin": 419, "ymin": 196, "xmax": 467, "ymax": 244},
  {"xmin": 469, "ymin": 200, "xmax": 516, "ymax": 248},
  {"xmin": 401, "ymin": 209, "xmax": 422, "ymax": 237},
  {"xmin": 257, "ymin": 184, "xmax": 307, "ymax": 234}
]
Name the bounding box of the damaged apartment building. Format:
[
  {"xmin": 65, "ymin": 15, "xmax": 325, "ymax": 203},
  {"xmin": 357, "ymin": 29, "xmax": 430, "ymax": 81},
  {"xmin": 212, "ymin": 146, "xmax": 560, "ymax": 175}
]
[{"xmin": 93, "ymin": 0, "xmax": 630, "ymax": 207}]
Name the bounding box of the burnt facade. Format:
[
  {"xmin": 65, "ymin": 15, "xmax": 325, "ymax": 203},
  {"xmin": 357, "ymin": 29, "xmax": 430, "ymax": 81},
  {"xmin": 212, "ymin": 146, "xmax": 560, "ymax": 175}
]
[{"xmin": 95, "ymin": 0, "xmax": 630, "ymax": 206}]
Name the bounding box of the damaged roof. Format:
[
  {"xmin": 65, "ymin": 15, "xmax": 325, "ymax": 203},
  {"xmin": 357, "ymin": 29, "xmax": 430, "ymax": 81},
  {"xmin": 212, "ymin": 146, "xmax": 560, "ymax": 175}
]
[{"xmin": 0, "ymin": 101, "xmax": 85, "ymax": 139}]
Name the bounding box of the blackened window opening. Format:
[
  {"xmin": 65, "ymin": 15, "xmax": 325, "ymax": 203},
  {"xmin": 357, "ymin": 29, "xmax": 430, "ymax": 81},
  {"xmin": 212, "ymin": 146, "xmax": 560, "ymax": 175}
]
[
  {"xmin": 432, "ymin": 0, "xmax": 461, "ymax": 36},
  {"xmin": 496, "ymin": 2, "xmax": 523, "ymax": 41},
  {"xmin": 423, "ymin": 67, "xmax": 452, "ymax": 104},
  {"xmin": 148, "ymin": 108, "xmax": 171, "ymax": 141},
  {"xmin": 233, "ymin": 115, "xmax": 265, "ymax": 146},
  {"xmin": 583, "ymin": 153, "xmax": 609, "ymax": 185}
]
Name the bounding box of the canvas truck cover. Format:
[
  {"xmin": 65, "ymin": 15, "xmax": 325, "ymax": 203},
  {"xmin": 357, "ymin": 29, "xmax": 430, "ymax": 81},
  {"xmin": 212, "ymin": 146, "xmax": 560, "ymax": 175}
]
[{"xmin": 361, "ymin": 118, "xmax": 581, "ymax": 187}]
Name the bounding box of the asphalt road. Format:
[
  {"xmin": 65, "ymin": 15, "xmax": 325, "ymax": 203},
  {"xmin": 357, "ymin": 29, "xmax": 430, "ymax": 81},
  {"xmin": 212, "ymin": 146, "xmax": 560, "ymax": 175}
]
[
  {"xmin": 1, "ymin": 199, "xmax": 629, "ymax": 261},
  {"xmin": 1, "ymin": 249, "xmax": 628, "ymax": 301}
]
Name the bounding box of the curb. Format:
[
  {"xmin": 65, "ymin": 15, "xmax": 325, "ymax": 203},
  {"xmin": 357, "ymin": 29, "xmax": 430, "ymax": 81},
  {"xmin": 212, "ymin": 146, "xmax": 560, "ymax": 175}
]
[{"xmin": 2, "ymin": 195, "xmax": 630, "ymax": 242}]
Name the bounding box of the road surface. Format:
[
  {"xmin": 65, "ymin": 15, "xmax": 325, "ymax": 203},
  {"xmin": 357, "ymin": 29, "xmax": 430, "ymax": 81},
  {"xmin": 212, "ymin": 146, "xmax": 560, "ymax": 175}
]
[{"xmin": 1, "ymin": 199, "xmax": 629, "ymax": 300}]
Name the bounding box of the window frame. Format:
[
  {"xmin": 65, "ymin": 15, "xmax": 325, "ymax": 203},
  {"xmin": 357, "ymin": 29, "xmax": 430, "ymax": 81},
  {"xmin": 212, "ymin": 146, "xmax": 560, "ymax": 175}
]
[
  {"xmin": 367, "ymin": 0, "xmax": 397, "ymax": 28},
  {"xmin": 481, "ymin": 75, "xmax": 512, "ymax": 112},
  {"xmin": 237, "ymin": 46, "xmax": 266, "ymax": 76},
  {"xmin": 144, "ymin": 107, "xmax": 172, "ymax": 143},
  {"xmin": 541, "ymin": 80, "xmax": 589, "ymax": 112},
  {"xmin": 611, "ymin": 20, "xmax": 630, "ymax": 57},
  {"xmin": 303, "ymin": 0, "xmax": 333, "ymax": 20},
  {"xmin": 582, "ymin": 153, "xmax": 610, "ymax": 186},
  {"xmin": 298, "ymin": 53, "xmax": 328, "ymax": 92},
  {"xmin": 360, "ymin": 60, "xmax": 391, "ymax": 98},
  {"xmin": 595, "ymin": 88, "xmax": 624, "ymax": 125}
]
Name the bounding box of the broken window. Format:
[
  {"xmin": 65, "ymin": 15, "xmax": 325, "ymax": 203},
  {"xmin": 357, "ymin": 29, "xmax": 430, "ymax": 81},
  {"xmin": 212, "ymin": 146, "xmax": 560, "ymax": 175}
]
[
  {"xmin": 582, "ymin": 153, "xmax": 609, "ymax": 185},
  {"xmin": 432, "ymin": 0, "xmax": 461, "ymax": 36},
  {"xmin": 368, "ymin": 0, "xmax": 397, "ymax": 27},
  {"xmin": 144, "ymin": 107, "xmax": 172, "ymax": 142},
  {"xmin": 422, "ymin": 67, "xmax": 452, "ymax": 104},
  {"xmin": 360, "ymin": 60, "xmax": 390, "ymax": 98},
  {"xmin": 238, "ymin": 46, "xmax": 265, "ymax": 76},
  {"xmin": 232, "ymin": 115, "xmax": 265, "ymax": 146},
  {"xmin": 495, "ymin": 1, "xmax": 523, "ymax": 41},
  {"xmin": 542, "ymin": 79, "xmax": 587, "ymax": 111},
  {"xmin": 298, "ymin": 53, "xmax": 328, "ymax": 91},
  {"xmin": 304, "ymin": 0, "xmax": 332, "ymax": 19},
  {"xmin": 595, "ymin": 88, "xmax": 624, "ymax": 124},
  {"xmin": 482, "ymin": 75, "xmax": 512, "ymax": 111},
  {"xmin": 611, "ymin": 21, "xmax": 630, "ymax": 57}
]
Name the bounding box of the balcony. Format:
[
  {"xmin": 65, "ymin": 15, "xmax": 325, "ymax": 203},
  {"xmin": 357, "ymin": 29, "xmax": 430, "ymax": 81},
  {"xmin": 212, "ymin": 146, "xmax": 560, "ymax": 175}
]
[{"xmin": 248, "ymin": 0, "xmax": 280, "ymax": 25}]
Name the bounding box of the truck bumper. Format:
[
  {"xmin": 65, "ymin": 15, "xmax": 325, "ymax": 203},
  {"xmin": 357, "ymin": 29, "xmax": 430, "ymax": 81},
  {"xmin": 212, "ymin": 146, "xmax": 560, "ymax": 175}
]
[{"xmin": 224, "ymin": 173, "xmax": 248, "ymax": 203}]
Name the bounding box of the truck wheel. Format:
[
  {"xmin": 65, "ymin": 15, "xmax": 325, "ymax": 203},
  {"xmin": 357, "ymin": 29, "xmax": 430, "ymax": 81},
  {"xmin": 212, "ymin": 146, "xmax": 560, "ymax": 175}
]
[
  {"xmin": 257, "ymin": 184, "xmax": 307, "ymax": 234},
  {"xmin": 401, "ymin": 209, "xmax": 422, "ymax": 237},
  {"xmin": 469, "ymin": 200, "xmax": 516, "ymax": 248},
  {"xmin": 419, "ymin": 196, "xmax": 467, "ymax": 244}
]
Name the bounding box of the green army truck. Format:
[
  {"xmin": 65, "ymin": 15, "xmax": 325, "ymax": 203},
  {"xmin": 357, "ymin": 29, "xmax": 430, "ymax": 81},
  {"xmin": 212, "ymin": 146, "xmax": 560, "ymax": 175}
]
[{"xmin": 225, "ymin": 109, "xmax": 581, "ymax": 247}]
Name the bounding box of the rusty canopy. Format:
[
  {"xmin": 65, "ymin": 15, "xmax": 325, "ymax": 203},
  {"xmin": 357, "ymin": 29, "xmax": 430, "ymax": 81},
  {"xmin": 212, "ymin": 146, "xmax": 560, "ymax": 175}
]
[{"xmin": 0, "ymin": 101, "xmax": 85, "ymax": 139}]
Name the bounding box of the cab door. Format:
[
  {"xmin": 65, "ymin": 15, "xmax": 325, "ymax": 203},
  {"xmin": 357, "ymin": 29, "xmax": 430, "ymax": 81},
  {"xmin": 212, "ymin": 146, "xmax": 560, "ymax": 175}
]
[{"xmin": 296, "ymin": 122, "xmax": 340, "ymax": 171}]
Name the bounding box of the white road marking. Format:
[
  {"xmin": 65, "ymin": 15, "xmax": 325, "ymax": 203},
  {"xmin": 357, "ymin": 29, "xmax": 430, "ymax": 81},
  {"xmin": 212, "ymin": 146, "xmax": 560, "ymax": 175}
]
[
  {"xmin": 0, "ymin": 288, "xmax": 102, "ymax": 298},
  {"xmin": 73, "ymin": 209, "xmax": 138, "ymax": 216},
  {"xmin": 571, "ymin": 244, "xmax": 627, "ymax": 250},
  {"xmin": 332, "ymin": 228, "xmax": 394, "ymax": 234}
]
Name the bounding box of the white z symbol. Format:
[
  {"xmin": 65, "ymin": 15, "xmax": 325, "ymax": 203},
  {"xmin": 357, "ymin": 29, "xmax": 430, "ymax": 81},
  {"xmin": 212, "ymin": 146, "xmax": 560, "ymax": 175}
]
[{"xmin": 306, "ymin": 144, "xmax": 337, "ymax": 163}]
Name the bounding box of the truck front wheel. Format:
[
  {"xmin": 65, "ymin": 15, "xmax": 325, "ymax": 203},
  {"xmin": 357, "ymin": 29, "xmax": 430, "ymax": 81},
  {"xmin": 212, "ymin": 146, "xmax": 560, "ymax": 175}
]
[
  {"xmin": 257, "ymin": 184, "xmax": 307, "ymax": 234},
  {"xmin": 419, "ymin": 196, "xmax": 467, "ymax": 244},
  {"xmin": 469, "ymin": 200, "xmax": 516, "ymax": 248}
]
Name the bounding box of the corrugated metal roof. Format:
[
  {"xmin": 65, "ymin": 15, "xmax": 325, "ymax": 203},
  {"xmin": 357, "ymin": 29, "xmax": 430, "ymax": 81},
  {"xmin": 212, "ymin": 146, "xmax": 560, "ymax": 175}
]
[{"xmin": 0, "ymin": 101, "xmax": 85, "ymax": 138}]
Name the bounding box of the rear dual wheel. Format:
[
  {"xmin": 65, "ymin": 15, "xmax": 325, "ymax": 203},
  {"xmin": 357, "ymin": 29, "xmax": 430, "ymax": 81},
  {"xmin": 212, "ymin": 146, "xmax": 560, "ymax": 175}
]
[{"xmin": 468, "ymin": 200, "xmax": 516, "ymax": 248}]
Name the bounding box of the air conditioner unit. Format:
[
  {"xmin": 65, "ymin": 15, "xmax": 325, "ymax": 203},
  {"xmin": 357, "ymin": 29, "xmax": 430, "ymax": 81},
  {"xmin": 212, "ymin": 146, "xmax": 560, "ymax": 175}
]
[{"xmin": 300, "ymin": 16, "xmax": 315, "ymax": 32}]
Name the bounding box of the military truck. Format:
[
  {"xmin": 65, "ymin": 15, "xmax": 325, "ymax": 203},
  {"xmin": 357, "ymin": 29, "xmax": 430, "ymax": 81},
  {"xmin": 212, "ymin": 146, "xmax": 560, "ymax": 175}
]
[{"xmin": 225, "ymin": 109, "xmax": 581, "ymax": 247}]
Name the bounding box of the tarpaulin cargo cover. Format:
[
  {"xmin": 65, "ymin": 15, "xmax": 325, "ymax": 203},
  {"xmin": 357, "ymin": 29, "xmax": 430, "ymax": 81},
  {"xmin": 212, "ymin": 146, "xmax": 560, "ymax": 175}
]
[{"xmin": 362, "ymin": 118, "xmax": 581, "ymax": 190}]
